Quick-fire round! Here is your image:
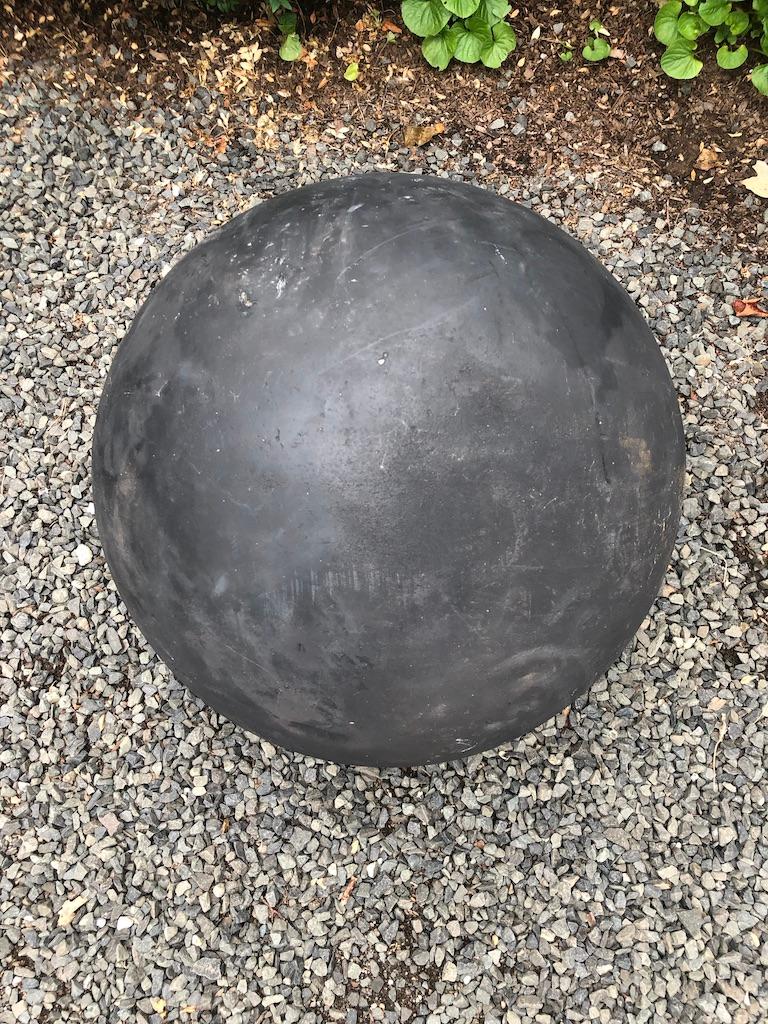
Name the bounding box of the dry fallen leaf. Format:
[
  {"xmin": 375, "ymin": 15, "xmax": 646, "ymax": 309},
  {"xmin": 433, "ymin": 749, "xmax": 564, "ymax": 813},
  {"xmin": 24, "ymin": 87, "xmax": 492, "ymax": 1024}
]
[
  {"xmin": 695, "ymin": 146, "xmax": 718, "ymax": 171},
  {"xmin": 58, "ymin": 893, "xmax": 88, "ymax": 927},
  {"xmin": 381, "ymin": 19, "xmax": 402, "ymax": 34},
  {"xmin": 732, "ymin": 298, "xmax": 768, "ymax": 318},
  {"xmin": 742, "ymin": 160, "xmax": 768, "ymax": 198},
  {"xmin": 403, "ymin": 121, "xmax": 445, "ymax": 148}
]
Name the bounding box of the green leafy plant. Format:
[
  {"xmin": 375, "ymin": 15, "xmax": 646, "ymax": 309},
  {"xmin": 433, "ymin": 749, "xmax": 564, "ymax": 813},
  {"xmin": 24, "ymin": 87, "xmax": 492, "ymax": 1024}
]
[
  {"xmin": 653, "ymin": 0, "xmax": 768, "ymax": 93},
  {"xmin": 197, "ymin": 0, "xmax": 303, "ymax": 61},
  {"xmin": 262, "ymin": 0, "xmax": 303, "ymax": 62},
  {"xmin": 279, "ymin": 30, "xmax": 302, "ymax": 61},
  {"xmin": 582, "ymin": 18, "xmax": 611, "ymax": 61},
  {"xmin": 197, "ymin": 0, "xmax": 243, "ymax": 11},
  {"xmin": 400, "ymin": 0, "xmax": 517, "ymax": 70}
]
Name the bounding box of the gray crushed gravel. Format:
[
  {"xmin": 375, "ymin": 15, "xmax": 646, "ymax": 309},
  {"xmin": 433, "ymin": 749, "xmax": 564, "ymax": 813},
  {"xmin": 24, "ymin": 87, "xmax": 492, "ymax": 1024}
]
[{"xmin": 1, "ymin": 66, "xmax": 768, "ymax": 1024}]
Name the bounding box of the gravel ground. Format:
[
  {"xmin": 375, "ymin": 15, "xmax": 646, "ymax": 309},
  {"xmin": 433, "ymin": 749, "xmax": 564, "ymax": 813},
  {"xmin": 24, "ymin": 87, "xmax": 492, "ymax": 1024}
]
[{"xmin": 2, "ymin": 65, "xmax": 768, "ymax": 1024}]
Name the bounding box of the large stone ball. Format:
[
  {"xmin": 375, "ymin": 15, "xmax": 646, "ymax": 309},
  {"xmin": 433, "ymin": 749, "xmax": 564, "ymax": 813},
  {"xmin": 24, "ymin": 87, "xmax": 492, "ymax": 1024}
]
[{"xmin": 92, "ymin": 173, "xmax": 684, "ymax": 767}]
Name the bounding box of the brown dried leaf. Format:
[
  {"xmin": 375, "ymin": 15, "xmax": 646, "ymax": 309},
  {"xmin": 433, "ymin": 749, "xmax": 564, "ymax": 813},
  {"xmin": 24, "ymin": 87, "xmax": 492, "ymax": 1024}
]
[
  {"xmin": 381, "ymin": 19, "xmax": 402, "ymax": 34},
  {"xmin": 742, "ymin": 160, "xmax": 768, "ymax": 198},
  {"xmin": 695, "ymin": 146, "xmax": 718, "ymax": 171},
  {"xmin": 403, "ymin": 121, "xmax": 445, "ymax": 148},
  {"xmin": 58, "ymin": 893, "xmax": 88, "ymax": 927},
  {"xmin": 732, "ymin": 298, "xmax": 768, "ymax": 318}
]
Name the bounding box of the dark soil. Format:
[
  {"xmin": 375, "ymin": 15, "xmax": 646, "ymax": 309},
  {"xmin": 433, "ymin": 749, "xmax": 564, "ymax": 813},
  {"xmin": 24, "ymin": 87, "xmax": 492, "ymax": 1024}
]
[{"xmin": 1, "ymin": 0, "xmax": 766, "ymax": 243}]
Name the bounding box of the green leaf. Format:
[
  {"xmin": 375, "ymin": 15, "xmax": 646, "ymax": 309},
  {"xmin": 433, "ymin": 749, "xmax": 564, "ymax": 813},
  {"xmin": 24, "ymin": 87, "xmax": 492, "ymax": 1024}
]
[
  {"xmin": 401, "ymin": 0, "xmax": 452, "ymax": 37},
  {"xmin": 343, "ymin": 61, "xmax": 360, "ymax": 81},
  {"xmin": 279, "ymin": 32, "xmax": 302, "ymax": 61},
  {"xmin": 277, "ymin": 11, "xmax": 296, "ymax": 33},
  {"xmin": 715, "ymin": 42, "xmax": 748, "ymax": 67},
  {"xmin": 589, "ymin": 18, "xmax": 606, "ymax": 32},
  {"xmin": 422, "ymin": 25, "xmax": 458, "ymax": 69},
  {"xmin": 714, "ymin": 24, "xmax": 729, "ymax": 41},
  {"xmin": 698, "ymin": 0, "xmax": 731, "ymax": 26},
  {"xmin": 475, "ymin": 0, "xmax": 511, "ymax": 25},
  {"xmin": 480, "ymin": 21, "xmax": 517, "ymax": 67},
  {"xmin": 654, "ymin": 1, "xmax": 682, "ymax": 44},
  {"xmin": 761, "ymin": 32, "xmax": 768, "ymax": 55},
  {"xmin": 756, "ymin": 0, "xmax": 768, "ymax": 17},
  {"xmin": 661, "ymin": 40, "xmax": 704, "ymax": 77},
  {"xmin": 726, "ymin": 8, "xmax": 750, "ymax": 33},
  {"xmin": 443, "ymin": 0, "xmax": 479, "ymax": 16},
  {"xmin": 452, "ymin": 15, "xmax": 493, "ymax": 62},
  {"xmin": 751, "ymin": 62, "xmax": 768, "ymax": 93},
  {"xmin": 560, "ymin": 48, "xmax": 574, "ymax": 61},
  {"xmin": 677, "ymin": 12, "xmax": 706, "ymax": 39},
  {"xmin": 582, "ymin": 36, "xmax": 611, "ymax": 60}
]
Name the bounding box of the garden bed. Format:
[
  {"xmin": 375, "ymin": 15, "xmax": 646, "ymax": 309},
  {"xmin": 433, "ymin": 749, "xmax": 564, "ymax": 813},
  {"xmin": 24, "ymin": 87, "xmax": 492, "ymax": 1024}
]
[{"xmin": 3, "ymin": 0, "xmax": 767, "ymax": 241}]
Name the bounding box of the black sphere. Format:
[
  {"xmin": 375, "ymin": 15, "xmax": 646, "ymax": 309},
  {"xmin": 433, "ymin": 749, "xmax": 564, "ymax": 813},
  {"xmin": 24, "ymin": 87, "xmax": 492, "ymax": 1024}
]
[{"xmin": 92, "ymin": 174, "xmax": 684, "ymax": 767}]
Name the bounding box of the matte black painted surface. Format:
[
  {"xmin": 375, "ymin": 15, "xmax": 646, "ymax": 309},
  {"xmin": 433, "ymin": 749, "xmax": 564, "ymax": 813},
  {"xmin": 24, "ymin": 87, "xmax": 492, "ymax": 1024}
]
[{"xmin": 92, "ymin": 173, "xmax": 685, "ymax": 767}]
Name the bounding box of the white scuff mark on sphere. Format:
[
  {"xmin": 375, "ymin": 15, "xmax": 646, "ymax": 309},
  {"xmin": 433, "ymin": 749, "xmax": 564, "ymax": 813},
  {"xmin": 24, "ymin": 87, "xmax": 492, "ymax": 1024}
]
[
  {"xmin": 239, "ymin": 290, "xmax": 253, "ymax": 308},
  {"xmin": 377, "ymin": 352, "xmax": 388, "ymax": 365},
  {"xmin": 275, "ymin": 275, "xmax": 286, "ymax": 297}
]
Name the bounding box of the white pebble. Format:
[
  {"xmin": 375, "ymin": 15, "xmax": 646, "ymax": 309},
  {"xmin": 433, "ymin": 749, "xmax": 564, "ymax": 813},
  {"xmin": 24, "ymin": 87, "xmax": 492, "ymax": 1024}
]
[{"xmin": 74, "ymin": 544, "xmax": 93, "ymax": 566}]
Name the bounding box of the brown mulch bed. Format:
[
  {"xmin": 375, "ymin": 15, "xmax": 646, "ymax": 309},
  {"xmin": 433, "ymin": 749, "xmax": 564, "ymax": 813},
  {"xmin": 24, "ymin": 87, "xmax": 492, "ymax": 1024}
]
[{"xmin": 1, "ymin": 0, "xmax": 766, "ymax": 241}]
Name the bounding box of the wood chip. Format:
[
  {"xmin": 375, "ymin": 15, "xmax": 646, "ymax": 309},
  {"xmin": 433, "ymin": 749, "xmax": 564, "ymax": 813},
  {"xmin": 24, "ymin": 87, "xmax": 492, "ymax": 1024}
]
[{"xmin": 339, "ymin": 875, "xmax": 357, "ymax": 903}]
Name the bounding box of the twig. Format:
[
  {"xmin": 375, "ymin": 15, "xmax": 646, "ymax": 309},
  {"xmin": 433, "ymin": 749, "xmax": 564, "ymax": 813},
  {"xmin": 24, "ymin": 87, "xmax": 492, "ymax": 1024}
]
[
  {"xmin": 711, "ymin": 717, "xmax": 727, "ymax": 792},
  {"xmin": 339, "ymin": 875, "xmax": 357, "ymax": 903}
]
